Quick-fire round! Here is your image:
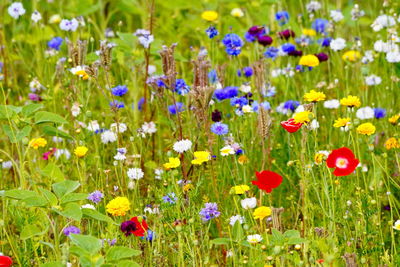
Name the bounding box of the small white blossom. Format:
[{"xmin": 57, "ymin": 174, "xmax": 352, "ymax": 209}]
[
  {"xmin": 101, "ymin": 130, "xmax": 117, "ymax": 144},
  {"xmin": 323, "ymin": 99, "xmax": 340, "ymax": 109},
  {"xmin": 31, "ymin": 11, "xmax": 42, "ymax": 23},
  {"xmin": 247, "ymin": 234, "xmax": 263, "ymax": 244},
  {"xmin": 134, "ymin": 29, "xmax": 154, "ymax": 49},
  {"xmin": 371, "ymin": 15, "xmax": 396, "ymax": 32},
  {"xmin": 81, "ymin": 204, "xmax": 95, "ymax": 210},
  {"xmin": 365, "ymin": 75, "xmax": 382, "ymax": 86},
  {"xmin": 2, "ymin": 161, "xmax": 13, "ymax": 169},
  {"xmin": 127, "ymin": 168, "xmax": 144, "ymax": 180},
  {"xmin": 60, "ymin": 18, "xmax": 79, "ymax": 31},
  {"xmin": 229, "ymin": 215, "xmax": 244, "ymax": 226},
  {"xmin": 241, "ymin": 197, "xmax": 257, "ymax": 209},
  {"xmin": 8, "ymin": 2, "xmax": 26, "ymax": 19},
  {"xmin": 330, "ymin": 38, "xmax": 346, "ymax": 51},
  {"xmin": 356, "ymin": 107, "xmax": 375, "ymax": 120},
  {"xmin": 173, "ymin": 139, "xmax": 192, "ymax": 153},
  {"xmin": 110, "ymin": 122, "xmax": 127, "ymax": 133},
  {"xmin": 330, "ymin": 10, "xmax": 344, "ymax": 22},
  {"xmin": 71, "ymin": 102, "xmax": 81, "ymax": 117}
]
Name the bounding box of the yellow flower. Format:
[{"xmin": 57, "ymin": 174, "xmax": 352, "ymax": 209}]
[
  {"xmin": 191, "ymin": 151, "xmax": 210, "ymax": 165},
  {"xmin": 253, "ymin": 206, "xmax": 272, "ymax": 220},
  {"xmin": 342, "ymin": 50, "xmax": 361, "ymax": 62},
  {"xmin": 29, "ymin": 138, "xmax": 47, "ymax": 149},
  {"xmin": 201, "ymin": 11, "xmax": 218, "ymax": 21},
  {"xmin": 231, "ymin": 8, "xmax": 244, "ymax": 17},
  {"xmin": 299, "ymin": 55, "xmax": 319, "ymax": 67},
  {"xmin": 163, "ymin": 157, "xmax": 180, "ymax": 169},
  {"xmin": 238, "ymin": 155, "xmax": 248, "ymax": 164},
  {"xmin": 340, "ymin": 95, "xmax": 361, "ymax": 108},
  {"xmin": 293, "ymin": 111, "xmax": 313, "ymax": 124},
  {"xmin": 303, "ymin": 90, "xmax": 326, "ymax": 102},
  {"xmin": 75, "ymin": 70, "xmax": 89, "ymax": 80},
  {"xmin": 333, "ymin": 117, "xmax": 351, "ymax": 128},
  {"xmin": 183, "ymin": 183, "xmax": 194, "ymax": 192},
  {"xmin": 314, "ymin": 151, "xmax": 329, "ymax": 165},
  {"xmin": 356, "ymin": 123, "xmax": 376, "ymax": 136},
  {"xmin": 74, "ymin": 146, "xmax": 88, "ymax": 157},
  {"xmin": 302, "ymin": 29, "xmax": 316, "ymax": 36},
  {"xmin": 106, "ymin": 197, "xmax": 131, "ymax": 216},
  {"xmin": 388, "ymin": 114, "xmax": 399, "ymax": 125},
  {"xmin": 231, "ymin": 185, "xmax": 250, "ymax": 195},
  {"xmin": 384, "ymin": 138, "xmax": 400, "ymax": 150}
]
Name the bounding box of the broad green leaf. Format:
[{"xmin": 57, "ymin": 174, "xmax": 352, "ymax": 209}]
[
  {"xmin": 35, "ymin": 111, "xmax": 68, "ymax": 124},
  {"xmin": 82, "ymin": 208, "xmax": 115, "ymax": 224},
  {"xmin": 211, "ymin": 238, "xmax": 231, "ymax": 245},
  {"xmin": 2, "ymin": 125, "xmax": 17, "ymax": 143},
  {"xmin": 0, "ymin": 105, "xmax": 21, "ymax": 119},
  {"xmin": 106, "ymin": 246, "xmax": 142, "ymax": 262},
  {"xmin": 39, "ymin": 188, "xmax": 58, "ymax": 206},
  {"xmin": 16, "ymin": 125, "xmax": 32, "ymax": 141},
  {"xmin": 60, "ymin": 193, "xmax": 88, "ymax": 204},
  {"xmin": 22, "ymin": 103, "xmax": 43, "ymax": 117},
  {"xmin": 69, "ymin": 234, "xmax": 102, "ymax": 255},
  {"xmin": 20, "ymin": 224, "xmax": 47, "ymax": 240},
  {"xmin": 287, "ymin": 237, "xmax": 306, "ymax": 245},
  {"xmin": 60, "ymin": 202, "xmax": 82, "ymax": 221},
  {"xmin": 21, "ymin": 196, "xmax": 48, "ymax": 207},
  {"xmin": 52, "ymin": 180, "xmax": 80, "ymax": 198},
  {"xmin": 284, "ymin": 229, "xmax": 301, "ymax": 239},
  {"xmin": 41, "ymin": 163, "xmax": 65, "ymax": 182},
  {"xmin": 5, "ymin": 189, "xmax": 39, "ymax": 199},
  {"xmin": 232, "ymin": 221, "xmax": 244, "ymax": 242},
  {"xmin": 41, "ymin": 125, "xmax": 72, "ymax": 139}
]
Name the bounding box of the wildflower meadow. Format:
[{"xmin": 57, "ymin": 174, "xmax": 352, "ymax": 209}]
[{"xmin": 1, "ymin": 0, "xmax": 400, "ymax": 266}]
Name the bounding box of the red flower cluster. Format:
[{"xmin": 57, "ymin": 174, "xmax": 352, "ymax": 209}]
[
  {"xmin": 0, "ymin": 255, "xmax": 12, "ymax": 267},
  {"xmin": 120, "ymin": 216, "xmax": 148, "ymax": 237},
  {"xmin": 326, "ymin": 147, "xmax": 359, "ymax": 176},
  {"xmin": 252, "ymin": 170, "xmax": 283, "ymax": 193},
  {"xmin": 281, "ymin": 118, "xmax": 302, "ymax": 133}
]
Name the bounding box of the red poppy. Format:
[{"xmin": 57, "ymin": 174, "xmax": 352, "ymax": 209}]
[
  {"xmin": 281, "ymin": 118, "xmax": 302, "ymax": 133},
  {"xmin": 0, "ymin": 255, "xmax": 12, "ymax": 267},
  {"xmin": 130, "ymin": 216, "xmax": 148, "ymax": 237},
  {"xmin": 326, "ymin": 147, "xmax": 359, "ymax": 176},
  {"xmin": 252, "ymin": 170, "xmax": 283, "ymax": 193},
  {"xmin": 317, "ymin": 259, "xmax": 324, "ymax": 264}
]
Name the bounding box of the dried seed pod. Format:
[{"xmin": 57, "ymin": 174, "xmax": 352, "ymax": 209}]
[
  {"xmin": 159, "ymin": 43, "xmax": 177, "ymax": 89},
  {"xmin": 66, "ymin": 39, "xmax": 87, "ymax": 67}
]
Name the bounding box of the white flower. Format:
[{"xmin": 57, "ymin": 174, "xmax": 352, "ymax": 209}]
[
  {"xmin": 101, "ymin": 130, "xmax": 117, "ymax": 144},
  {"xmin": 330, "ymin": 10, "xmax": 344, "ymax": 22},
  {"xmin": 247, "ymin": 234, "xmax": 263, "ymax": 244},
  {"xmin": 8, "ymin": 2, "xmax": 26, "ymax": 19},
  {"xmin": 71, "ymin": 102, "xmax": 81, "ymax": 117},
  {"xmin": 31, "ymin": 11, "xmax": 42, "ymax": 23},
  {"xmin": 49, "ymin": 14, "xmax": 61, "ymax": 24},
  {"xmin": 134, "ymin": 29, "xmax": 154, "ymax": 49},
  {"xmin": 386, "ymin": 51, "xmax": 400, "ymax": 63},
  {"xmin": 114, "ymin": 148, "xmax": 127, "ymax": 161},
  {"xmin": 110, "ymin": 122, "xmax": 127, "ymax": 133},
  {"xmin": 393, "ymin": 220, "xmax": 400, "ymax": 231},
  {"xmin": 29, "ymin": 78, "xmax": 44, "ymax": 92},
  {"xmin": 356, "ymin": 107, "xmax": 374, "ymax": 120},
  {"xmin": 2, "ymin": 161, "xmax": 12, "ymax": 169},
  {"xmin": 361, "ymin": 50, "xmax": 374, "ymax": 64},
  {"xmin": 294, "ymin": 105, "xmax": 305, "ymax": 114},
  {"xmin": 87, "ymin": 120, "xmax": 100, "ymax": 132},
  {"xmin": 239, "ymin": 84, "xmax": 251, "ymax": 93},
  {"xmin": 70, "ymin": 65, "xmax": 87, "ymax": 76},
  {"xmin": 127, "ymin": 168, "xmax": 144, "ymax": 180},
  {"xmin": 154, "ymin": 168, "xmax": 163, "ymax": 180},
  {"xmin": 241, "ymin": 197, "xmax": 257, "ymax": 209},
  {"xmin": 371, "ymin": 15, "xmax": 396, "ymax": 32},
  {"xmin": 148, "ymin": 65, "xmax": 156, "ymax": 75},
  {"xmin": 81, "ymin": 204, "xmax": 95, "ymax": 210},
  {"xmin": 309, "ymin": 119, "xmax": 319, "ymax": 130},
  {"xmin": 330, "ymin": 38, "xmax": 346, "ymax": 51},
  {"xmin": 229, "ymin": 215, "xmax": 244, "ymax": 226},
  {"xmin": 173, "ymin": 139, "xmax": 192, "ymax": 153},
  {"xmin": 365, "ymin": 75, "xmax": 382, "ymax": 86},
  {"xmin": 220, "ymin": 145, "xmax": 235, "ymax": 156},
  {"xmin": 306, "ymin": 1, "xmax": 321, "ymax": 13},
  {"xmin": 54, "ymin": 149, "xmax": 71, "ymax": 160},
  {"xmin": 141, "ymin": 121, "xmax": 157, "ymax": 135},
  {"xmin": 60, "ymin": 18, "xmax": 79, "ymax": 31},
  {"xmin": 231, "ymin": 8, "xmax": 244, "ymax": 17},
  {"xmin": 323, "ymin": 99, "xmax": 340, "ymax": 109}
]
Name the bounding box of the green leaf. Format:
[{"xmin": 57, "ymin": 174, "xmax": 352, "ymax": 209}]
[
  {"xmin": 20, "ymin": 224, "xmax": 47, "ymax": 240},
  {"xmin": 271, "ymin": 228, "xmax": 285, "ymax": 245},
  {"xmin": 60, "ymin": 193, "xmax": 88, "ymax": 204},
  {"xmin": 40, "ymin": 262, "xmax": 64, "ymax": 267},
  {"xmin": 41, "ymin": 125, "xmax": 72, "ymax": 139},
  {"xmin": 4, "ymin": 189, "xmax": 39, "ymax": 200},
  {"xmin": 0, "ymin": 105, "xmax": 21, "ymax": 119},
  {"xmin": 2, "ymin": 125, "xmax": 31, "ymax": 143},
  {"xmin": 284, "ymin": 229, "xmax": 301, "ymax": 239},
  {"xmin": 21, "ymin": 196, "xmax": 48, "ymax": 207},
  {"xmin": 117, "ymin": 260, "xmax": 141, "ymax": 267},
  {"xmin": 232, "ymin": 221, "xmax": 244, "ymax": 242},
  {"xmin": 35, "ymin": 111, "xmax": 68, "ymax": 124},
  {"xmin": 287, "ymin": 237, "xmax": 306, "ymax": 245},
  {"xmin": 211, "ymin": 238, "xmax": 231, "ymax": 245},
  {"xmin": 52, "ymin": 180, "xmax": 80, "ymax": 198},
  {"xmin": 39, "ymin": 188, "xmax": 58, "ymax": 206},
  {"xmin": 69, "ymin": 234, "xmax": 102, "ymax": 255},
  {"xmin": 106, "ymin": 246, "xmax": 142, "ymax": 262},
  {"xmin": 16, "ymin": 125, "xmax": 32, "ymax": 141},
  {"xmin": 59, "ymin": 202, "xmax": 82, "ymax": 221},
  {"xmin": 41, "ymin": 163, "xmax": 65, "ymax": 182},
  {"xmin": 82, "ymin": 208, "xmax": 115, "ymax": 224},
  {"xmin": 22, "ymin": 104, "xmax": 43, "ymax": 117}
]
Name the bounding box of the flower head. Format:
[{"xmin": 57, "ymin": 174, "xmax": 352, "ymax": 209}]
[
  {"xmin": 385, "ymin": 138, "xmax": 400, "ymax": 150},
  {"xmin": 211, "ymin": 122, "xmax": 229, "ymax": 135},
  {"xmin": 106, "ymin": 197, "xmax": 131, "ymax": 216},
  {"xmin": 293, "ymin": 111, "xmax": 313, "ymax": 124},
  {"xmin": 199, "ymin": 202, "xmax": 220, "ymax": 221},
  {"xmin": 253, "ymin": 206, "xmax": 272, "ymax": 220},
  {"xmin": 342, "ymin": 50, "xmax": 361, "ymax": 62},
  {"xmin": 241, "ymin": 197, "xmax": 257, "ymax": 209},
  {"xmin": 326, "ymin": 147, "xmax": 359, "ymax": 176},
  {"xmin": 8, "ymin": 2, "xmax": 25, "ymax": 19},
  {"xmin": 281, "ymin": 118, "xmax": 303, "ymax": 133},
  {"xmin": 303, "ymin": 90, "xmax": 326, "ymax": 102},
  {"xmin": 163, "ymin": 157, "xmax": 180, "ymax": 169},
  {"xmin": 393, "ymin": 220, "xmax": 400, "ymax": 231},
  {"xmin": 252, "ymin": 170, "xmax": 283, "ymax": 193},
  {"xmin": 340, "ymin": 95, "xmax": 361, "ymax": 108},
  {"xmin": 333, "ymin": 117, "xmax": 351, "ymax": 128},
  {"xmin": 356, "ymin": 123, "xmax": 376, "ymax": 135},
  {"xmin": 247, "ymin": 234, "xmax": 263, "ymax": 244},
  {"xmin": 87, "ymin": 190, "xmax": 104, "ymax": 204},
  {"xmin": 231, "ymin": 185, "xmax": 250, "ymax": 195},
  {"xmin": 121, "ymin": 216, "xmax": 148, "ymax": 237},
  {"xmin": 201, "ymin": 11, "xmax": 218, "ymax": 21},
  {"xmin": 299, "ymin": 55, "xmax": 319, "ymax": 67},
  {"xmin": 63, "ymin": 226, "xmax": 80, "ymax": 236},
  {"xmin": 220, "ymin": 145, "xmax": 235, "ymax": 156},
  {"xmin": 29, "ymin": 138, "xmax": 47, "ymax": 149},
  {"xmin": 173, "ymin": 139, "xmax": 192, "ymax": 153},
  {"xmin": 191, "ymin": 151, "xmax": 210, "ymax": 165},
  {"xmin": 74, "ymin": 146, "xmax": 88, "ymax": 157},
  {"xmin": 111, "ymin": 85, "xmax": 128, "ymax": 97}
]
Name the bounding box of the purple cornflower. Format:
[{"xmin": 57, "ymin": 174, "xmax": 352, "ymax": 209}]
[
  {"xmin": 168, "ymin": 102, "xmax": 184, "ymax": 115},
  {"xmin": 257, "ymin": 35, "xmax": 273, "ymax": 46},
  {"xmin": 28, "ymin": 93, "xmax": 41, "ymax": 101},
  {"xmin": 138, "ymin": 97, "xmax": 145, "ymax": 111},
  {"xmin": 374, "ymin": 108, "xmax": 386, "ymax": 119},
  {"xmin": 315, "ymin": 52, "xmax": 329, "ymax": 62},
  {"xmin": 111, "ymin": 85, "xmax": 128, "ymax": 97},
  {"xmin": 230, "ymin": 97, "xmax": 248, "ymax": 107},
  {"xmin": 103, "ymin": 238, "xmax": 117, "ymax": 246},
  {"xmin": 110, "ymin": 100, "xmax": 125, "ymax": 109},
  {"xmin": 205, "ymin": 26, "xmax": 218, "ymax": 39},
  {"xmin": 87, "ymin": 190, "xmax": 104, "ymax": 204},
  {"xmin": 238, "ymin": 67, "xmax": 253, "ymax": 77},
  {"xmin": 211, "ymin": 122, "xmax": 229, "ymax": 135},
  {"xmin": 64, "ymin": 226, "xmax": 80, "ymax": 236},
  {"xmin": 312, "ymin": 18, "xmax": 329, "ymax": 33},
  {"xmin": 120, "ymin": 220, "xmax": 137, "ymax": 236},
  {"xmin": 199, "ymin": 202, "xmax": 221, "ymax": 221},
  {"xmin": 48, "ymin": 37, "xmax": 63, "ymax": 51},
  {"xmin": 162, "ymin": 192, "xmax": 178, "ymax": 204},
  {"xmin": 318, "ymin": 37, "xmax": 332, "ymax": 47},
  {"xmin": 212, "ymin": 109, "xmax": 222, "ymax": 122}
]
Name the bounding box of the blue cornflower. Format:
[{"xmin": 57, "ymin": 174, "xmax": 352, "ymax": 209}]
[
  {"xmin": 138, "ymin": 97, "xmax": 145, "ymax": 111},
  {"xmin": 48, "ymin": 37, "xmax": 63, "ymax": 50},
  {"xmin": 208, "ymin": 69, "xmax": 218, "ymax": 84},
  {"xmin": 156, "ymin": 79, "xmax": 167, "ymax": 88},
  {"xmin": 238, "ymin": 66, "xmax": 253, "ymax": 77},
  {"xmin": 64, "ymin": 226, "xmax": 80, "ymax": 236},
  {"xmin": 374, "ymin": 108, "xmax": 386, "ymax": 119},
  {"xmin": 199, "ymin": 202, "xmax": 221, "ymax": 221},
  {"xmin": 275, "ymin": 11, "xmax": 289, "ymax": 25},
  {"xmin": 312, "ymin": 18, "xmax": 329, "ymax": 34},
  {"xmin": 175, "ymin": 79, "xmax": 190, "ymax": 95},
  {"xmin": 230, "ymin": 97, "xmax": 248, "ymax": 107},
  {"xmin": 264, "ymin": 47, "xmax": 279, "ymax": 59},
  {"xmin": 140, "ymin": 230, "xmax": 155, "ymax": 241},
  {"xmin": 214, "ymin": 86, "xmax": 239, "ymax": 101},
  {"xmin": 110, "ymin": 100, "xmax": 125, "ymax": 109},
  {"xmin": 318, "ymin": 37, "xmax": 332, "ymax": 47},
  {"xmin": 211, "ymin": 122, "xmax": 229, "ymax": 135},
  {"xmin": 222, "ymin": 33, "xmax": 243, "ymax": 56},
  {"xmin": 255, "ymin": 101, "xmax": 271, "ymax": 112},
  {"xmin": 87, "ymin": 190, "xmax": 104, "ymax": 204},
  {"xmin": 205, "ymin": 26, "xmax": 219, "ymax": 39},
  {"xmin": 168, "ymin": 102, "xmax": 184, "ymax": 115},
  {"xmin": 283, "ymin": 100, "xmax": 300, "ymax": 111},
  {"xmin": 162, "ymin": 192, "xmax": 178, "ymax": 204},
  {"xmin": 281, "ymin": 43, "xmax": 296, "ymax": 54},
  {"xmin": 111, "ymin": 85, "xmax": 128, "ymax": 97}
]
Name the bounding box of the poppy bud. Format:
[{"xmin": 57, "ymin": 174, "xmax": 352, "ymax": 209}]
[
  {"xmin": 212, "ymin": 109, "xmax": 222, "ymax": 122},
  {"xmin": 257, "ymin": 35, "xmax": 273, "ymax": 46}
]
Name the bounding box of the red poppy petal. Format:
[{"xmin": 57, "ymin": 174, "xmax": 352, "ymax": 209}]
[
  {"xmin": 0, "ymin": 256, "xmax": 13, "ymax": 267},
  {"xmin": 281, "ymin": 119, "xmax": 302, "ymax": 133}
]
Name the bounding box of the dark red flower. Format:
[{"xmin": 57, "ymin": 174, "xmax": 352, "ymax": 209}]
[
  {"xmin": 252, "ymin": 170, "xmax": 283, "ymax": 193},
  {"xmin": 326, "ymin": 147, "xmax": 359, "ymax": 176},
  {"xmin": 248, "ymin": 26, "xmax": 264, "ymax": 36},
  {"xmin": 278, "ymin": 29, "xmax": 295, "ymax": 39},
  {"xmin": 0, "ymin": 255, "xmax": 12, "ymax": 267},
  {"xmin": 315, "ymin": 52, "xmax": 329, "ymax": 62},
  {"xmin": 121, "ymin": 216, "xmax": 148, "ymax": 237},
  {"xmin": 257, "ymin": 35, "xmax": 273, "ymax": 46},
  {"xmin": 281, "ymin": 118, "xmax": 302, "ymax": 133},
  {"xmin": 288, "ymin": 50, "xmax": 303, "ymax": 57}
]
